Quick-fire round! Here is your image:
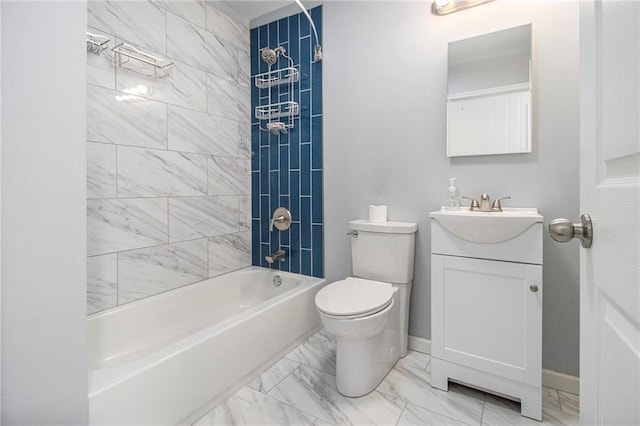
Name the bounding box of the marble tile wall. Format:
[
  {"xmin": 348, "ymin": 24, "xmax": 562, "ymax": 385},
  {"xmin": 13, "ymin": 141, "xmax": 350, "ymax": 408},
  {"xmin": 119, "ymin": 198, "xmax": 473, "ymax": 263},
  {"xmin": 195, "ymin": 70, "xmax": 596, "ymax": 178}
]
[
  {"xmin": 87, "ymin": 0, "xmax": 251, "ymax": 314},
  {"xmin": 250, "ymin": 7, "xmax": 324, "ymax": 278}
]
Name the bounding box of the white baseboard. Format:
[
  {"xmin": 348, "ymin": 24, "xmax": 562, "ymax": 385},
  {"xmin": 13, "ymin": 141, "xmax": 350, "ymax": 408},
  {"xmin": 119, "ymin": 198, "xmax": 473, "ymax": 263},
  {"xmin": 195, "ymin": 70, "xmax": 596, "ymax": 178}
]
[
  {"xmin": 542, "ymin": 369, "xmax": 580, "ymax": 395},
  {"xmin": 407, "ymin": 335, "xmax": 431, "ymax": 354},
  {"xmin": 407, "ymin": 335, "xmax": 579, "ymax": 395}
]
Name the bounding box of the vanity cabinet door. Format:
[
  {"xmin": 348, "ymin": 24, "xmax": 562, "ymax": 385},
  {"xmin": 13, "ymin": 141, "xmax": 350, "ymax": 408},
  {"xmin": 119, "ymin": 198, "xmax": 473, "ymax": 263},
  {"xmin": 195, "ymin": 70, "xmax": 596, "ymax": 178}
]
[{"xmin": 431, "ymin": 254, "xmax": 542, "ymax": 386}]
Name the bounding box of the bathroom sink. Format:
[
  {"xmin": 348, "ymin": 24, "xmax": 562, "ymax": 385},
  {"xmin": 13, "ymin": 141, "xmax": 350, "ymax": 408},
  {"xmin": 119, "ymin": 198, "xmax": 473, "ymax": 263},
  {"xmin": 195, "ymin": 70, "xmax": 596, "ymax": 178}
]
[{"xmin": 430, "ymin": 207, "xmax": 543, "ymax": 243}]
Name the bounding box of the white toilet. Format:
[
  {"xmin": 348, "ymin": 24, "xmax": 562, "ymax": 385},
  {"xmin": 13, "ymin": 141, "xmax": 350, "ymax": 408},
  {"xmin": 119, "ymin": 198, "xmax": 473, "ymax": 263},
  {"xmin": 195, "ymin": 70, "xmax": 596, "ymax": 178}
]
[{"xmin": 315, "ymin": 219, "xmax": 417, "ymax": 397}]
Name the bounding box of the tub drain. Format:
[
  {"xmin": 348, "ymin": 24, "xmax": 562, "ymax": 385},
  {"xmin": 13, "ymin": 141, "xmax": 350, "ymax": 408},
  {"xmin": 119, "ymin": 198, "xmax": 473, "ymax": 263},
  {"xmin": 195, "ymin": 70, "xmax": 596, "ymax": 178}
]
[{"xmin": 273, "ymin": 275, "xmax": 282, "ymax": 287}]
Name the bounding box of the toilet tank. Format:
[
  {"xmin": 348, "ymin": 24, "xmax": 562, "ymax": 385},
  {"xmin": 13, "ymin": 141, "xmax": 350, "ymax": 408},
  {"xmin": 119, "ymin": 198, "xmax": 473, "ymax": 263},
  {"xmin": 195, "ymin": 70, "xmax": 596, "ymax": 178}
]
[{"xmin": 350, "ymin": 220, "xmax": 418, "ymax": 284}]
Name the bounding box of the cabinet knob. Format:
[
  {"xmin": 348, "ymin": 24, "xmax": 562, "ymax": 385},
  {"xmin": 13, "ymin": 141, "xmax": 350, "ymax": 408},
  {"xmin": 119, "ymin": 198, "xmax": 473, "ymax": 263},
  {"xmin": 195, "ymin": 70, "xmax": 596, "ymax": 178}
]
[{"xmin": 530, "ymin": 284, "xmax": 539, "ymax": 292}]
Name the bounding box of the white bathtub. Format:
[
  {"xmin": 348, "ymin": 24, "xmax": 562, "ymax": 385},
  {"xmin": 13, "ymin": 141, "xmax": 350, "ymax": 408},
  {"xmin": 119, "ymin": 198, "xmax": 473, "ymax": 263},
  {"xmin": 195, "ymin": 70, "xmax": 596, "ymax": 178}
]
[{"xmin": 87, "ymin": 266, "xmax": 325, "ymax": 425}]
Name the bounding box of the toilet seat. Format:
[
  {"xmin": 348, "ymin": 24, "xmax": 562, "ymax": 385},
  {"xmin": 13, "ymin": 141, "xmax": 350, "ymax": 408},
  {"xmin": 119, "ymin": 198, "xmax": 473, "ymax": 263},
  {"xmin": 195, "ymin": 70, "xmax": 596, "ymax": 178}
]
[{"xmin": 315, "ymin": 277, "xmax": 393, "ymax": 319}]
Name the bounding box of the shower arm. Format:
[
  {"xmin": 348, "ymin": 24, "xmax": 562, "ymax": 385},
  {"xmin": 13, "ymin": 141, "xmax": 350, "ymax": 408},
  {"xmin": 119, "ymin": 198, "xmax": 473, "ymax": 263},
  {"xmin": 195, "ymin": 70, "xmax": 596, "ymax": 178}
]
[{"xmin": 293, "ymin": 0, "xmax": 322, "ymax": 61}]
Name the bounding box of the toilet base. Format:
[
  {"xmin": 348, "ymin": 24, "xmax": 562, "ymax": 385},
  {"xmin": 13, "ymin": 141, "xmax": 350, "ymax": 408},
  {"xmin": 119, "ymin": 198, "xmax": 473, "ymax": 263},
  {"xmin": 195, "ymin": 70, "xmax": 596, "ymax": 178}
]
[{"xmin": 335, "ymin": 328, "xmax": 401, "ymax": 397}]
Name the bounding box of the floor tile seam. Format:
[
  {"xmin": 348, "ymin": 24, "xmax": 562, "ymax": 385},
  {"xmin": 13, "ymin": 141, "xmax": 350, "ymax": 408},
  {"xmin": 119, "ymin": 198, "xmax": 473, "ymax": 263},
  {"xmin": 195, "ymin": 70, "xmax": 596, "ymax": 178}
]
[
  {"xmin": 259, "ymin": 359, "xmax": 303, "ymax": 395},
  {"xmin": 255, "ymin": 377, "xmax": 327, "ymax": 425},
  {"xmin": 414, "ymin": 390, "xmax": 485, "ymax": 426},
  {"xmin": 541, "ymin": 404, "xmax": 580, "ymax": 422},
  {"xmin": 285, "ymin": 340, "xmax": 336, "ymax": 374},
  {"xmin": 283, "ymin": 352, "xmax": 299, "ymax": 364},
  {"xmin": 422, "ymin": 399, "xmax": 480, "ymax": 426},
  {"xmin": 265, "ymin": 380, "xmax": 335, "ymax": 426},
  {"xmin": 263, "ymin": 365, "xmax": 313, "ymax": 402},
  {"xmin": 295, "ymin": 361, "xmax": 336, "ymax": 379},
  {"xmin": 556, "ymin": 402, "xmax": 580, "ymax": 419},
  {"xmin": 372, "ymin": 381, "xmax": 396, "ymax": 400},
  {"xmin": 404, "ymin": 402, "xmax": 479, "ymax": 426},
  {"xmin": 399, "ymin": 353, "xmax": 430, "ymax": 371},
  {"xmin": 393, "ymin": 400, "xmax": 409, "ymax": 426},
  {"xmin": 541, "ymin": 387, "xmax": 561, "ymax": 411},
  {"xmin": 373, "ymin": 385, "xmax": 461, "ymax": 423},
  {"xmin": 478, "ymin": 392, "xmax": 487, "ymax": 426},
  {"xmin": 556, "ymin": 394, "xmax": 572, "ymax": 416},
  {"xmin": 423, "ymin": 355, "xmax": 432, "ymax": 371},
  {"xmin": 557, "ymin": 389, "xmax": 579, "ymax": 416},
  {"xmin": 282, "ymin": 339, "xmax": 331, "ymax": 369}
]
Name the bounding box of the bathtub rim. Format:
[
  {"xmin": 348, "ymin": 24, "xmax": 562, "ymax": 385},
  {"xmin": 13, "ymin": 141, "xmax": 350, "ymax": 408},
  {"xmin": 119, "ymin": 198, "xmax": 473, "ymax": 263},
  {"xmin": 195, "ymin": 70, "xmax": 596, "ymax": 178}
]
[{"xmin": 87, "ymin": 266, "xmax": 315, "ymax": 321}]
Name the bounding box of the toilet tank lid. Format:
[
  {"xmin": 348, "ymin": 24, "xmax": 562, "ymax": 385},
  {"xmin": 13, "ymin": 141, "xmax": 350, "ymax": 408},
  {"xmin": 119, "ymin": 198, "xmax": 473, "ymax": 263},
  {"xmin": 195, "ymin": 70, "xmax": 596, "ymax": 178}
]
[{"xmin": 350, "ymin": 220, "xmax": 418, "ymax": 234}]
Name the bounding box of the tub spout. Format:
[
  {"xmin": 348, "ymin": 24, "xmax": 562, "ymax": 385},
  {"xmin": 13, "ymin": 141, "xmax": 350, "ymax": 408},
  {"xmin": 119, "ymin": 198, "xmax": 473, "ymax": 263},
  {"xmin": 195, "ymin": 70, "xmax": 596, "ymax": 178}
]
[{"xmin": 265, "ymin": 249, "xmax": 286, "ymax": 264}]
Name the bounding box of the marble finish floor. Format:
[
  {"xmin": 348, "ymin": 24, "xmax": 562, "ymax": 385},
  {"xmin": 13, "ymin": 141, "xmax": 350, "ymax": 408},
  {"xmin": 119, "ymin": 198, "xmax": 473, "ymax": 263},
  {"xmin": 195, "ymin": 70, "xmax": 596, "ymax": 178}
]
[{"xmin": 194, "ymin": 329, "xmax": 580, "ymax": 425}]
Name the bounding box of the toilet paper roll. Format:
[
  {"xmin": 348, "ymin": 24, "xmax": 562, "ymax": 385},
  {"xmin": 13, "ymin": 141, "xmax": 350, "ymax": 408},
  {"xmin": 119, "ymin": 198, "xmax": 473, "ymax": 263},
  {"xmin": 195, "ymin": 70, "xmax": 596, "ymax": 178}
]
[{"xmin": 369, "ymin": 205, "xmax": 388, "ymax": 223}]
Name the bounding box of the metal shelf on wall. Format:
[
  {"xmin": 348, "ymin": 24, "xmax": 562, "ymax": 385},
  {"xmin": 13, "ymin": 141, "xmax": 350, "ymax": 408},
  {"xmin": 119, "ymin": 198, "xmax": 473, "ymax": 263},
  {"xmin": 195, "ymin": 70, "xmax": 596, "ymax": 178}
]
[
  {"xmin": 112, "ymin": 42, "xmax": 174, "ymax": 79},
  {"xmin": 87, "ymin": 32, "xmax": 111, "ymax": 55},
  {"xmin": 255, "ymin": 101, "xmax": 299, "ymax": 121},
  {"xmin": 254, "ymin": 67, "xmax": 299, "ymax": 89}
]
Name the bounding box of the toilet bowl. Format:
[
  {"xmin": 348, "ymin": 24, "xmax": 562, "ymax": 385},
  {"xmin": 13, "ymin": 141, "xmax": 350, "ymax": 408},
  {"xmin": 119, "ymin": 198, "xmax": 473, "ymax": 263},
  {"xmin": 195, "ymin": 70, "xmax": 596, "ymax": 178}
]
[
  {"xmin": 313, "ymin": 219, "xmax": 418, "ymax": 397},
  {"xmin": 315, "ymin": 277, "xmax": 400, "ymax": 397}
]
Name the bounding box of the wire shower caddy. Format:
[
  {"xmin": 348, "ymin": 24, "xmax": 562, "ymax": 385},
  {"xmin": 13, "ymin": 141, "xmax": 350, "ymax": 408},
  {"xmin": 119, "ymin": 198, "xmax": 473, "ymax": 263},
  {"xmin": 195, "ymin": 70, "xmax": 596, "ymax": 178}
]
[{"xmin": 254, "ymin": 47, "xmax": 299, "ymax": 135}]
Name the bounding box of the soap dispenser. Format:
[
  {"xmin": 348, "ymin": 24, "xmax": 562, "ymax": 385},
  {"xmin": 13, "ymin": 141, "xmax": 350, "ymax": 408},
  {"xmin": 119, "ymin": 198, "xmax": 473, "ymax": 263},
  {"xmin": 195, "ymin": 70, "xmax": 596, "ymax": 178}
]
[{"xmin": 443, "ymin": 177, "xmax": 460, "ymax": 211}]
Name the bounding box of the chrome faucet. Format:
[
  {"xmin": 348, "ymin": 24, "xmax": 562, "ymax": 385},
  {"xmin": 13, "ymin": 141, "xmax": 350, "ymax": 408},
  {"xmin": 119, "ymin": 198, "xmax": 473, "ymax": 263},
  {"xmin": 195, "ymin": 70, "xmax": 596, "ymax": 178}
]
[
  {"xmin": 265, "ymin": 249, "xmax": 286, "ymax": 264},
  {"xmin": 462, "ymin": 194, "xmax": 511, "ymax": 212}
]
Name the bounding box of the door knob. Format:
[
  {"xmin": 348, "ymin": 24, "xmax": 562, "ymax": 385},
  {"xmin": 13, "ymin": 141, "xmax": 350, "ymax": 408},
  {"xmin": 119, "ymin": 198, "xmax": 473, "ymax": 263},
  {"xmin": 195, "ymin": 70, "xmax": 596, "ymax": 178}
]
[{"xmin": 548, "ymin": 214, "xmax": 593, "ymax": 248}]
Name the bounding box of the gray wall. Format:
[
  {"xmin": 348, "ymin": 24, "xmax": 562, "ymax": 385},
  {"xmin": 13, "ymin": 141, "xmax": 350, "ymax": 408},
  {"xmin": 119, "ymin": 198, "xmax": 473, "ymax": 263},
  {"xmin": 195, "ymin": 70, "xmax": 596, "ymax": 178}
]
[
  {"xmin": 322, "ymin": 1, "xmax": 580, "ymax": 376},
  {"xmin": 1, "ymin": 1, "xmax": 88, "ymax": 422}
]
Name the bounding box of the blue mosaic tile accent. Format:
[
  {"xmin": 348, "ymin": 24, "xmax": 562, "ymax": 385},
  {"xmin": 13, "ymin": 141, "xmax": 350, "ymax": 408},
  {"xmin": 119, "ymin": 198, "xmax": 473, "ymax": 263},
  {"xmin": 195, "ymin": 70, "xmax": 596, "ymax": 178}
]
[
  {"xmin": 290, "ymin": 222, "xmax": 301, "ymax": 273},
  {"xmin": 250, "ymin": 28, "xmax": 259, "ymax": 76},
  {"xmin": 251, "ymin": 6, "xmax": 323, "ymax": 277},
  {"xmin": 311, "ymin": 116, "xmax": 322, "ymax": 169},
  {"xmin": 289, "ymin": 170, "xmax": 300, "ymax": 220},
  {"xmin": 268, "ymin": 21, "xmax": 277, "ymax": 48},
  {"xmin": 288, "ymin": 14, "xmax": 300, "ymax": 64},
  {"xmin": 278, "ymin": 17, "xmax": 288, "ymax": 44},
  {"xmin": 252, "ymin": 220, "xmax": 261, "ymax": 266},
  {"xmin": 300, "ymin": 143, "xmax": 311, "ymax": 196},
  {"xmin": 310, "ymin": 6, "xmax": 322, "ymax": 44},
  {"xmin": 311, "ymin": 170, "xmax": 323, "ymax": 223},
  {"xmin": 300, "ymin": 196, "xmax": 311, "ymax": 249},
  {"xmin": 312, "ymin": 224, "xmax": 323, "ymax": 278},
  {"xmin": 301, "ymin": 249, "xmax": 312, "ymax": 276}
]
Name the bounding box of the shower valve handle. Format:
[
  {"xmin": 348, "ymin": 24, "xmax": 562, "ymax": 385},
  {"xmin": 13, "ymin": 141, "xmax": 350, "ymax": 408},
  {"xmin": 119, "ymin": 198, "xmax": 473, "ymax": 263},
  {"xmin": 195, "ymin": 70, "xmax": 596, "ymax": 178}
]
[
  {"xmin": 269, "ymin": 207, "xmax": 292, "ymax": 232},
  {"xmin": 270, "ymin": 215, "xmax": 285, "ymax": 232}
]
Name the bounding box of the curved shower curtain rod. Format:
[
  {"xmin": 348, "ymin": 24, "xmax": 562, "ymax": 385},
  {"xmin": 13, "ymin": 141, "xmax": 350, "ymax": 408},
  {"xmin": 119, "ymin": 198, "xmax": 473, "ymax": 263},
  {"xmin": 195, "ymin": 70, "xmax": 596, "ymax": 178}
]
[{"xmin": 293, "ymin": 0, "xmax": 323, "ymax": 61}]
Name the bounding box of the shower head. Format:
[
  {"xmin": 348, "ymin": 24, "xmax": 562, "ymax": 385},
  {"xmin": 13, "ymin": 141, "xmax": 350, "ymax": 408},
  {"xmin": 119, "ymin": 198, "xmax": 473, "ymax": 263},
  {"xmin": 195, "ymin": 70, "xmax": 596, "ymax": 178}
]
[
  {"xmin": 261, "ymin": 48, "xmax": 278, "ymax": 65},
  {"xmin": 261, "ymin": 46, "xmax": 287, "ymax": 66}
]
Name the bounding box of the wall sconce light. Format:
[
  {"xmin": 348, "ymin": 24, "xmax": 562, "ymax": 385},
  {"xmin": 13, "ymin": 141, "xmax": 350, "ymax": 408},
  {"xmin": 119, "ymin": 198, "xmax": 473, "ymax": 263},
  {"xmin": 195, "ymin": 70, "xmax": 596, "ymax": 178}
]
[{"xmin": 431, "ymin": 0, "xmax": 496, "ymax": 16}]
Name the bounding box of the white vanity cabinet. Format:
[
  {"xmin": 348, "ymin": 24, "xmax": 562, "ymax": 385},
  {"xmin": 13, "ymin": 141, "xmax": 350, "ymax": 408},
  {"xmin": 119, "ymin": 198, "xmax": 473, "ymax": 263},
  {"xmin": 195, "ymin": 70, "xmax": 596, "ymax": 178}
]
[{"xmin": 430, "ymin": 211, "xmax": 543, "ymax": 421}]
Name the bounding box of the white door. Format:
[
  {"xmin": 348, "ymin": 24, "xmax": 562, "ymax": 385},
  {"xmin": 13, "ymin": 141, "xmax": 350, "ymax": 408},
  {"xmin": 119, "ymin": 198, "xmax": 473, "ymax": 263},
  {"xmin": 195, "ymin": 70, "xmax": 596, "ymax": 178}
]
[{"xmin": 578, "ymin": 1, "xmax": 639, "ymax": 424}]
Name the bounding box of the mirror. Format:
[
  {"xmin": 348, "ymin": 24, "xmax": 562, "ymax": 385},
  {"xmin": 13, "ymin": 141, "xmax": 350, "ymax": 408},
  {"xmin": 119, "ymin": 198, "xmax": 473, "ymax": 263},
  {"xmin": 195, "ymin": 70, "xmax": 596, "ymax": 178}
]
[{"xmin": 446, "ymin": 24, "xmax": 532, "ymax": 157}]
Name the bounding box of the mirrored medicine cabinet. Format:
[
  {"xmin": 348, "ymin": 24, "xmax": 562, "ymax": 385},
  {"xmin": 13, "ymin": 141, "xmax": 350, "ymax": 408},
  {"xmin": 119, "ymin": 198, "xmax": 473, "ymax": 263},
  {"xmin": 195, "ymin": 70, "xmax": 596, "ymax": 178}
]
[{"xmin": 446, "ymin": 24, "xmax": 533, "ymax": 157}]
